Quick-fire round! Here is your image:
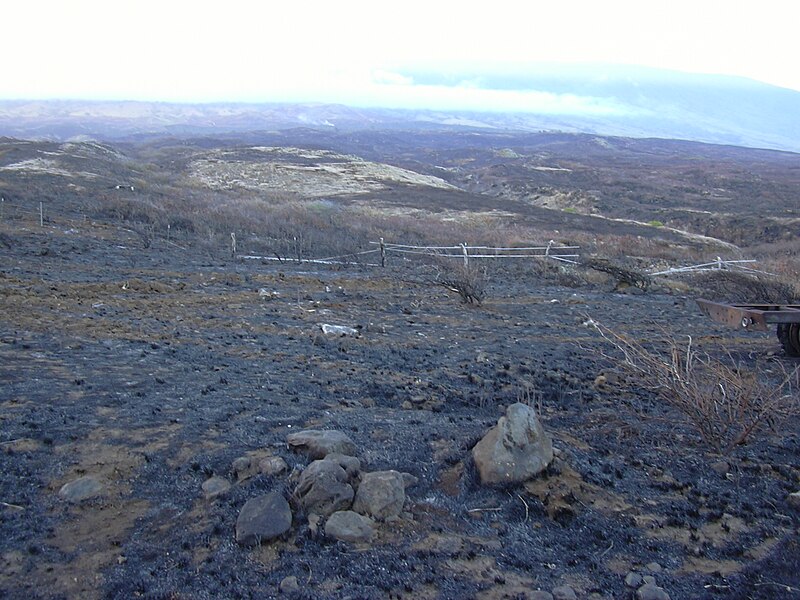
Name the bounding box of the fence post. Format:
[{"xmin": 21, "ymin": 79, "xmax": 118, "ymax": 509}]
[
  {"xmin": 230, "ymin": 232, "xmax": 237, "ymax": 258},
  {"xmin": 39, "ymin": 202, "xmax": 44, "ymax": 227},
  {"xmin": 380, "ymin": 237, "xmax": 386, "ymax": 267},
  {"xmin": 167, "ymin": 224, "xmax": 171, "ymax": 242},
  {"xmin": 716, "ymin": 256, "xmax": 722, "ymax": 270},
  {"xmin": 0, "ymin": 197, "xmax": 4, "ymax": 220},
  {"xmin": 461, "ymin": 243, "xmax": 469, "ymax": 268}
]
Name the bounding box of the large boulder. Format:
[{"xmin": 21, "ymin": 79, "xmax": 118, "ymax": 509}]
[
  {"xmin": 235, "ymin": 493, "xmax": 292, "ymax": 545},
  {"xmin": 287, "ymin": 429, "xmax": 357, "ymax": 459},
  {"xmin": 294, "ymin": 458, "xmax": 355, "ymax": 517},
  {"xmin": 472, "ymin": 403, "xmax": 553, "ymax": 485},
  {"xmin": 352, "ymin": 470, "xmax": 413, "ymax": 520}
]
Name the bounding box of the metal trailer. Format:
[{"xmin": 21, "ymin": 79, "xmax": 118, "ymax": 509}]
[{"xmin": 697, "ymin": 299, "xmax": 800, "ymax": 356}]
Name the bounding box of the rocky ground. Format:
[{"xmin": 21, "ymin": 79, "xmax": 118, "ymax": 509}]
[{"xmin": 1, "ymin": 206, "xmax": 799, "ymax": 600}]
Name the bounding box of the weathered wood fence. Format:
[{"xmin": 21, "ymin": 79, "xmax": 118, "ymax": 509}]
[
  {"xmin": 240, "ymin": 239, "xmax": 580, "ymax": 268},
  {"xmin": 370, "ymin": 238, "xmax": 580, "ymax": 267},
  {"xmin": 650, "ymin": 258, "xmax": 772, "ymax": 277}
]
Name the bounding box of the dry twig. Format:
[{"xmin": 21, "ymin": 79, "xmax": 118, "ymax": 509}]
[{"xmin": 592, "ymin": 320, "xmax": 800, "ymax": 454}]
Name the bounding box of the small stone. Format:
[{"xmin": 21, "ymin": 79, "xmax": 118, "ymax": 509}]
[
  {"xmin": 710, "ymin": 460, "xmax": 729, "ymax": 475},
  {"xmin": 294, "ymin": 459, "xmax": 354, "ymax": 517},
  {"xmin": 235, "ymin": 493, "xmax": 292, "ymax": 545},
  {"xmin": 636, "ymin": 583, "xmax": 671, "ymax": 600},
  {"xmin": 552, "ymin": 585, "xmax": 577, "ymax": 600},
  {"xmin": 625, "ymin": 572, "xmax": 643, "ymax": 588},
  {"xmin": 287, "ymin": 429, "xmax": 357, "ymax": 459},
  {"xmin": 401, "ymin": 472, "xmax": 419, "ymax": 488},
  {"xmin": 232, "ymin": 456, "xmax": 251, "ymax": 472},
  {"xmin": 279, "ymin": 575, "xmax": 300, "ymax": 594},
  {"xmin": 320, "ymin": 324, "xmax": 358, "ymax": 337},
  {"xmin": 642, "ymin": 576, "xmax": 656, "ymax": 586},
  {"xmin": 323, "ymin": 453, "xmax": 361, "ymax": 478},
  {"xmin": 58, "ymin": 476, "xmax": 104, "ymax": 502},
  {"xmin": 259, "ymin": 456, "xmax": 288, "ymax": 476},
  {"xmin": 202, "ymin": 476, "xmax": 231, "ymax": 498},
  {"xmin": 530, "ymin": 592, "xmax": 554, "ymax": 600},
  {"xmin": 308, "ymin": 513, "xmax": 321, "ymax": 537},
  {"xmin": 788, "ymin": 491, "xmax": 800, "ymax": 508},
  {"xmin": 232, "ymin": 456, "xmax": 259, "ymax": 481},
  {"xmin": 325, "ymin": 510, "xmax": 374, "ymax": 543},
  {"xmin": 646, "ymin": 561, "xmax": 662, "ymax": 573},
  {"xmin": 352, "ymin": 470, "xmax": 407, "ymax": 520}
]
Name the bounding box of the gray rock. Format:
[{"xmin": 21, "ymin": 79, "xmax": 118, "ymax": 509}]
[
  {"xmin": 625, "ymin": 572, "xmax": 644, "ymax": 588},
  {"xmin": 552, "ymin": 585, "xmax": 577, "ymax": 600},
  {"xmin": 646, "ymin": 561, "xmax": 663, "ymax": 573},
  {"xmin": 287, "ymin": 429, "xmax": 357, "ymax": 459},
  {"xmin": 201, "ymin": 476, "xmax": 231, "ymax": 498},
  {"xmin": 352, "ymin": 470, "xmax": 407, "ymax": 520},
  {"xmin": 259, "ymin": 456, "xmax": 288, "ymax": 476},
  {"xmin": 637, "ymin": 584, "xmax": 671, "ymax": 600},
  {"xmin": 710, "ymin": 460, "xmax": 730, "ymax": 475},
  {"xmin": 471, "ymin": 403, "xmax": 553, "ymax": 485},
  {"xmin": 788, "ymin": 491, "xmax": 800, "ymax": 508},
  {"xmin": 323, "ymin": 453, "xmax": 361, "ymax": 478},
  {"xmin": 325, "ymin": 510, "xmax": 374, "ymax": 543},
  {"xmin": 530, "ymin": 592, "xmax": 554, "ymax": 600},
  {"xmin": 58, "ymin": 475, "xmax": 104, "ymax": 502},
  {"xmin": 642, "ymin": 576, "xmax": 657, "ymax": 586},
  {"xmin": 232, "ymin": 456, "xmax": 259, "ymax": 481},
  {"xmin": 279, "ymin": 575, "xmax": 300, "ymax": 594},
  {"xmin": 235, "ymin": 493, "xmax": 292, "ymax": 545},
  {"xmin": 295, "ymin": 459, "xmax": 354, "ymax": 517}
]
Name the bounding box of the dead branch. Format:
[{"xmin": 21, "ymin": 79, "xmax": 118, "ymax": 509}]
[{"xmin": 592, "ymin": 320, "xmax": 800, "ymax": 454}]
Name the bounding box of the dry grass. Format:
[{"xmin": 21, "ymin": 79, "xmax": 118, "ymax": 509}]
[{"xmin": 593, "ymin": 322, "xmax": 800, "ymax": 454}]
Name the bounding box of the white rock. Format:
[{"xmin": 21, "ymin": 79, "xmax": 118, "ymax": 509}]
[{"xmin": 320, "ymin": 324, "xmax": 358, "ymax": 337}]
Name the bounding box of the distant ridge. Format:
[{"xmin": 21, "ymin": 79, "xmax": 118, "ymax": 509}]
[{"xmin": 1, "ymin": 65, "xmax": 798, "ymax": 152}]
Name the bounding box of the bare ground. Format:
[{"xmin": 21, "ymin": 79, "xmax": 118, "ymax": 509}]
[{"xmin": 1, "ymin": 214, "xmax": 799, "ymax": 600}]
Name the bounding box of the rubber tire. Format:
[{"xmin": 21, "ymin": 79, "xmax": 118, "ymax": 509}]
[{"xmin": 777, "ymin": 323, "xmax": 800, "ymax": 357}]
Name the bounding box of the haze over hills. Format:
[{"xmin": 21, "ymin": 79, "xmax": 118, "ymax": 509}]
[{"xmin": 1, "ymin": 65, "xmax": 799, "ymax": 153}]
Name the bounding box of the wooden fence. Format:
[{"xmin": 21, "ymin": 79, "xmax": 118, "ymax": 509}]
[
  {"xmin": 370, "ymin": 238, "xmax": 580, "ymax": 267},
  {"xmin": 649, "ymin": 258, "xmax": 773, "ymax": 277}
]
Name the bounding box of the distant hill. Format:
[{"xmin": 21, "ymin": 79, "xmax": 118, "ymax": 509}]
[{"xmin": 1, "ymin": 65, "xmax": 798, "ymax": 152}]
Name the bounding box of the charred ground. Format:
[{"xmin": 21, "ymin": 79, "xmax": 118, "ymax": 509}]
[{"xmin": 0, "ymin": 130, "xmax": 798, "ymax": 599}]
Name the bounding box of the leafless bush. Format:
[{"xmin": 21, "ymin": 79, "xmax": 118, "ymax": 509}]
[
  {"xmin": 593, "ymin": 322, "xmax": 800, "ymax": 454},
  {"xmin": 432, "ymin": 261, "xmax": 488, "ymax": 305},
  {"xmin": 583, "ymin": 258, "xmax": 652, "ymax": 291}
]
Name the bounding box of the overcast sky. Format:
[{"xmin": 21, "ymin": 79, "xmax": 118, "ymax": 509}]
[{"xmin": 4, "ymin": 0, "xmax": 799, "ymax": 109}]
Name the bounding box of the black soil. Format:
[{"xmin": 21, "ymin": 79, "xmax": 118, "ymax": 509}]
[{"xmin": 1, "ymin": 204, "xmax": 799, "ymax": 600}]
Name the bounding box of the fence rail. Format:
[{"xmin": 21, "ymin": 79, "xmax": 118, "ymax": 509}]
[
  {"xmin": 650, "ymin": 258, "xmax": 773, "ymax": 277},
  {"xmin": 370, "ymin": 239, "xmax": 580, "ymax": 267}
]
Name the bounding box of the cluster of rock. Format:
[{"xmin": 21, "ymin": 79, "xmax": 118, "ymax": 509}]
[
  {"xmin": 216, "ymin": 429, "xmax": 417, "ymax": 546},
  {"xmin": 625, "ymin": 563, "xmax": 671, "ymax": 600},
  {"xmin": 227, "ymin": 404, "xmax": 555, "ymax": 547}
]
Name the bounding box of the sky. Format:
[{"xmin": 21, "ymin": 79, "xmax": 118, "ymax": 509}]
[{"xmin": 4, "ymin": 0, "xmax": 800, "ymax": 110}]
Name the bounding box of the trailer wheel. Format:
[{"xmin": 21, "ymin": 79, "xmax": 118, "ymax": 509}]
[{"xmin": 777, "ymin": 323, "xmax": 800, "ymax": 357}]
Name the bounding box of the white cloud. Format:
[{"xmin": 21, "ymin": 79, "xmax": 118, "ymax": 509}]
[{"xmin": 3, "ymin": 0, "xmax": 800, "ymax": 101}]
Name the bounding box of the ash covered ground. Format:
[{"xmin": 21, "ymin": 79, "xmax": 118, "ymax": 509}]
[{"xmin": 1, "ymin": 214, "xmax": 798, "ymax": 600}]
